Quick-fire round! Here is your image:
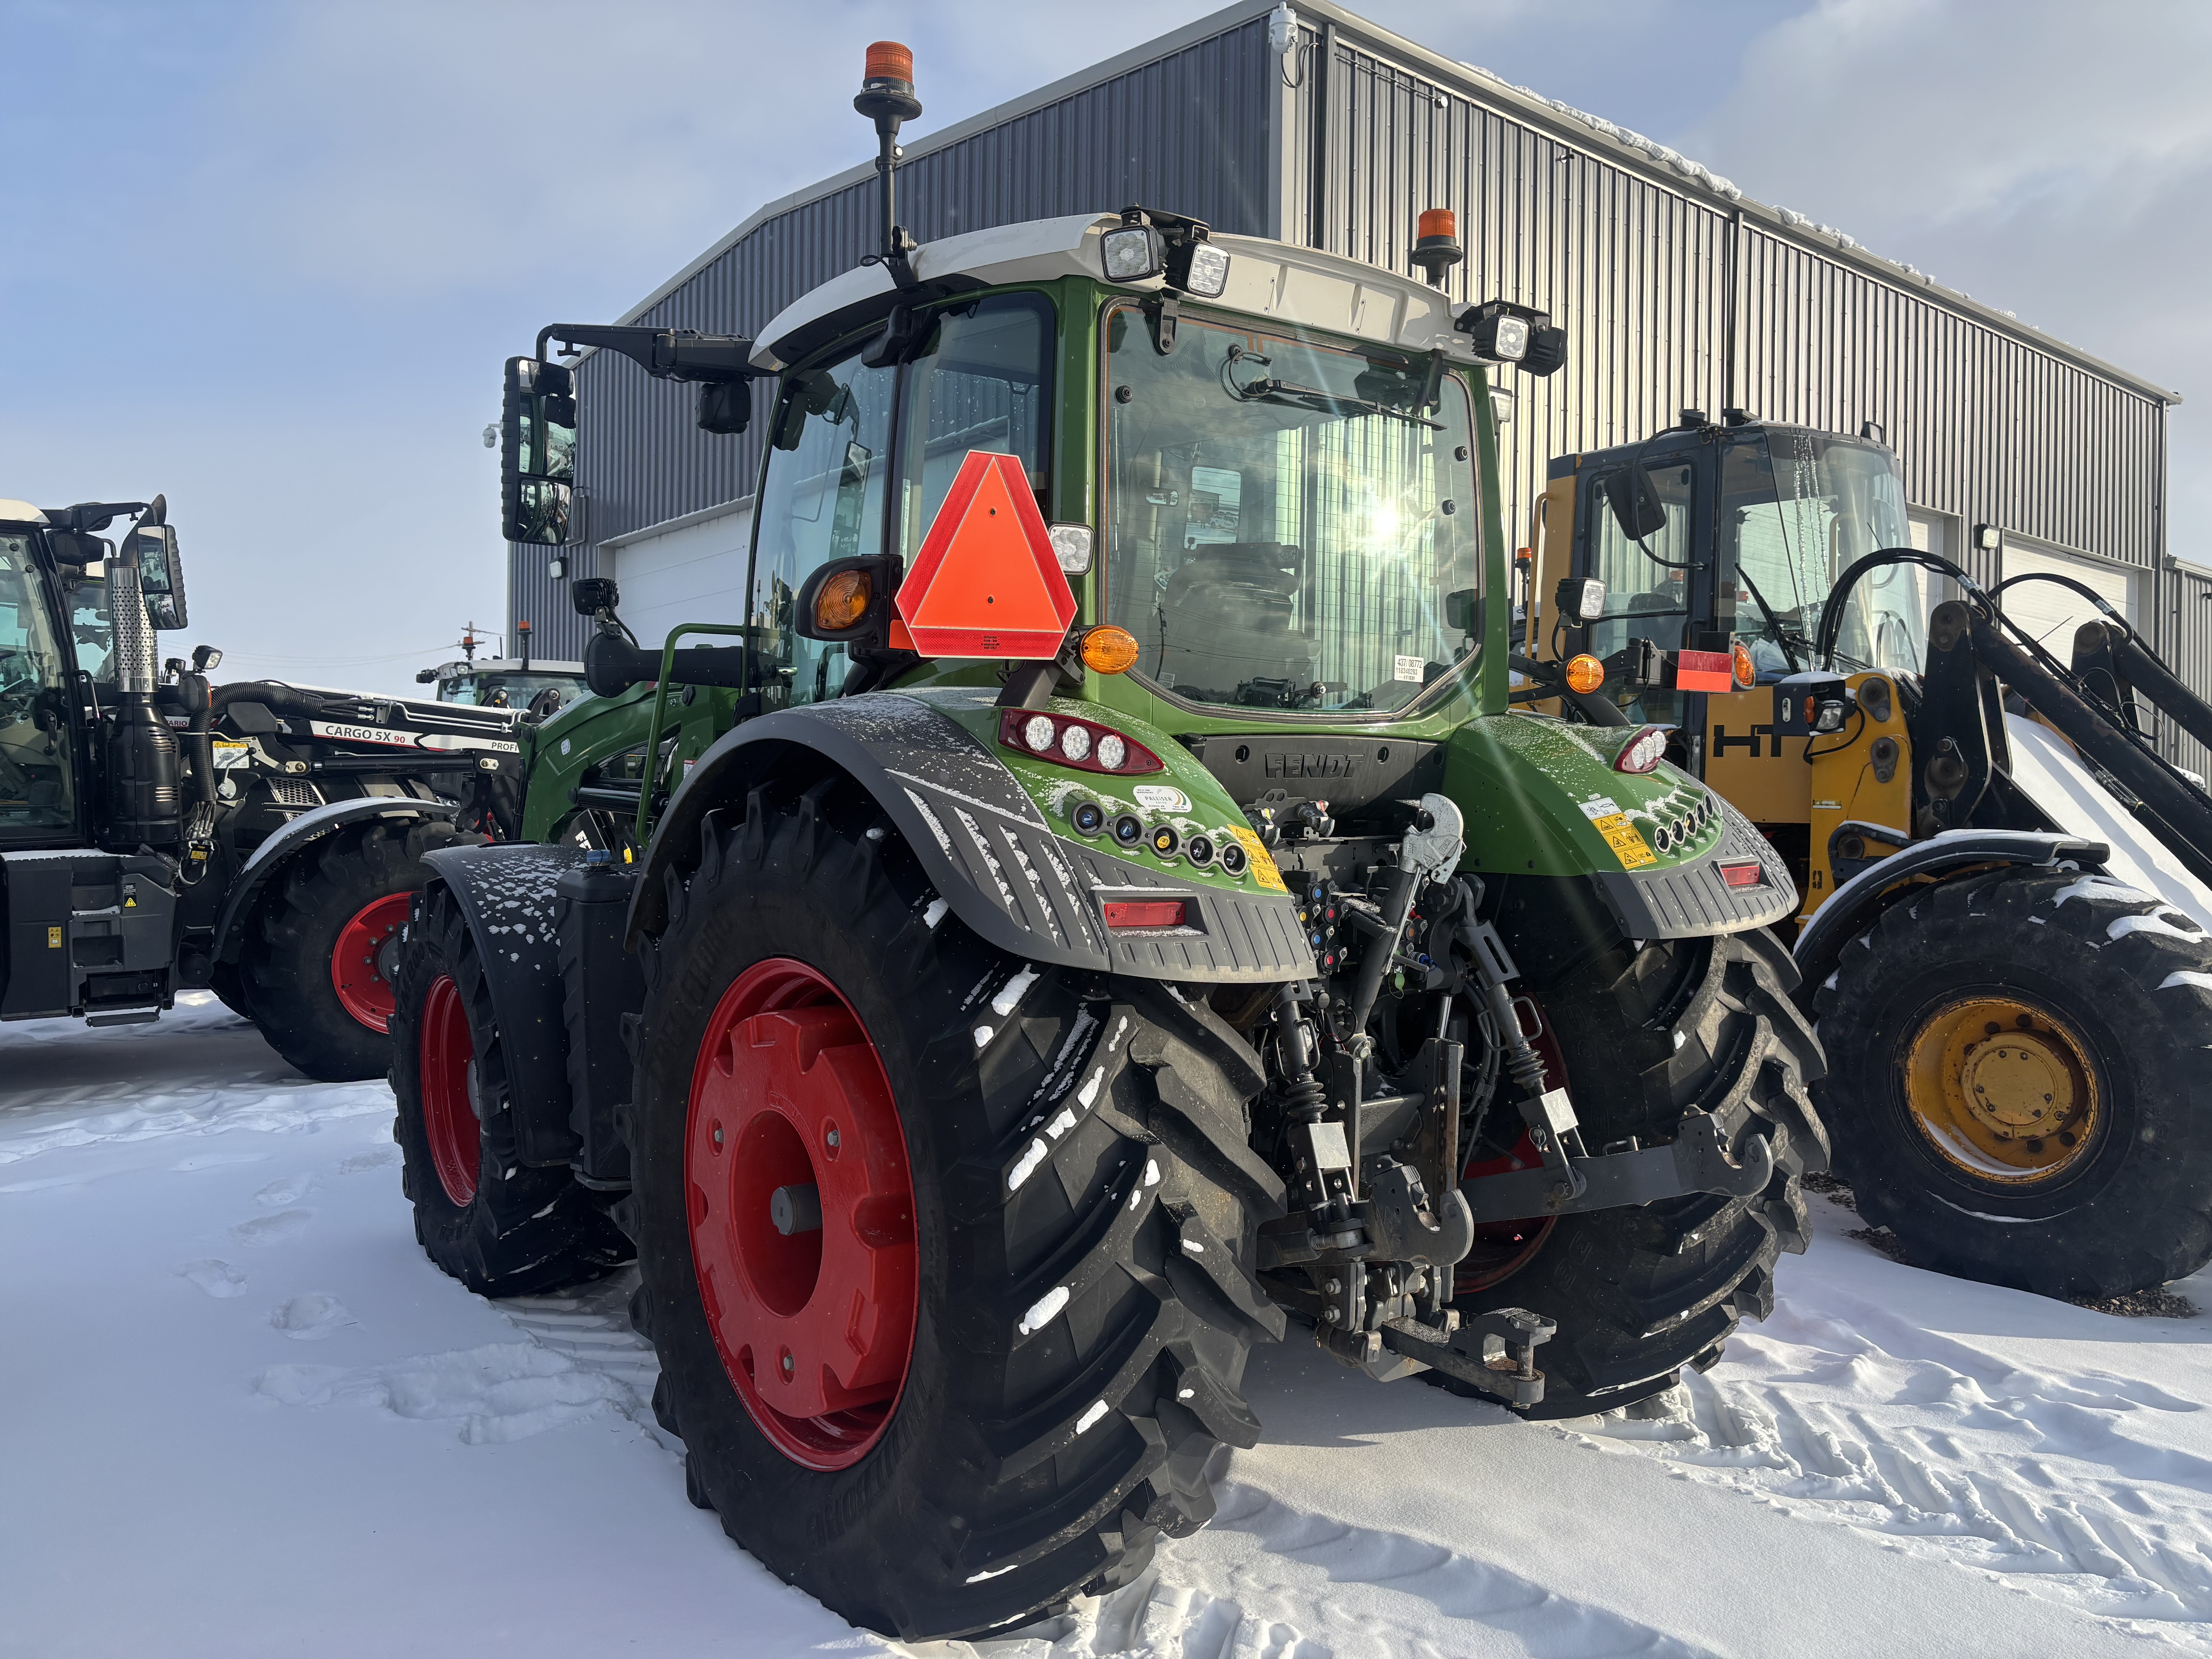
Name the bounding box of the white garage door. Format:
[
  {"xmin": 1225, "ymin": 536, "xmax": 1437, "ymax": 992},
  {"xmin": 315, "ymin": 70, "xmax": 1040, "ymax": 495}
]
[
  {"xmin": 606, "ymin": 498, "xmax": 754, "ymax": 651},
  {"xmin": 2001, "ymin": 541, "xmax": 2136, "ymax": 660}
]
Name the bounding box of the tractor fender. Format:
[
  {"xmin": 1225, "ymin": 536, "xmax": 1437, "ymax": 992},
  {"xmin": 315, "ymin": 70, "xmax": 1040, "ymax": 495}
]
[
  {"xmin": 1793, "ymin": 827, "xmax": 2109, "ymax": 1000},
  {"xmin": 212, "ymin": 796, "xmax": 459, "ymax": 966},
  {"xmin": 627, "ymin": 692, "xmax": 1314, "ymax": 984},
  {"xmin": 417, "ymin": 840, "xmax": 585, "ymax": 1167}
]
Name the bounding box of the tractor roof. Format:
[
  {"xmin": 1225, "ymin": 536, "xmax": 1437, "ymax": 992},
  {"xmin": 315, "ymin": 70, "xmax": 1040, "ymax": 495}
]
[
  {"xmin": 0, "ymin": 499, "xmax": 48, "ymax": 527},
  {"xmin": 750, "ymin": 212, "xmax": 1481, "ymax": 375}
]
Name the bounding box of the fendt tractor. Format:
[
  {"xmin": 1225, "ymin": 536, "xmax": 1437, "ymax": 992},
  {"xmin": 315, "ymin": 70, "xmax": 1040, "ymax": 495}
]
[
  {"xmin": 1519, "ymin": 414, "xmax": 2212, "ymax": 1300},
  {"xmin": 383, "ymin": 46, "xmax": 1827, "ymax": 1640},
  {"xmin": 0, "ymin": 495, "xmax": 523, "ymax": 1077}
]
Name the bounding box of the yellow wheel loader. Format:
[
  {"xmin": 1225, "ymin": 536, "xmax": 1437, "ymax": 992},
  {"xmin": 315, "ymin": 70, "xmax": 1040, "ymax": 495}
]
[{"xmin": 1516, "ymin": 412, "xmax": 2212, "ymax": 1300}]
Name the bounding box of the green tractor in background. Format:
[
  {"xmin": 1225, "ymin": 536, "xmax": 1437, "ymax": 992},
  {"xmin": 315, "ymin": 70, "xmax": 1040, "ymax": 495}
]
[{"xmin": 384, "ymin": 44, "xmax": 1826, "ymax": 1642}]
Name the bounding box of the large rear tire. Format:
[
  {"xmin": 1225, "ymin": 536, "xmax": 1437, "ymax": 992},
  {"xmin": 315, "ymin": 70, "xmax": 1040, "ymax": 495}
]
[
  {"xmin": 629, "ymin": 776, "xmax": 1284, "ymax": 1640},
  {"xmin": 1445, "ymin": 902, "xmax": 1827, "ymax": 1420},
  {"xmin": 387, "ymin": 882, "xmax": 634, "ymax": 1296},
  {"xmin": 1815, "ymin": 868, "xmax": 2212, "ymax": 1298},
  {"xmin": 240, "ymin": 816, "xmax": 474, "ymax": 1081}
]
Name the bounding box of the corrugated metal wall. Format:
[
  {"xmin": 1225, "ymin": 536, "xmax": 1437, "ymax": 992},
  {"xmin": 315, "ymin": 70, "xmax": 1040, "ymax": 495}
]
[
  {"xmin": 2162, "ymin": 562, "xmax": 2212, "ymax": 779},
  {"xmin": 1282, "ymin": 18, "xmax": 2170, "ymax": 603},
  {"xmin": 513, "ymin": 14, "xmax": 1276, "ymax": 657}
]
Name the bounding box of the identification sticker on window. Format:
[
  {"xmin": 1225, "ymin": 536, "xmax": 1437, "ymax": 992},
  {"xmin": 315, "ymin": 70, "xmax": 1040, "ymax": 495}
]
[
  {"xmin": 1226, "ymin": 825, "xmax": 1288, "ymax": 893},
  {"xmin": 1393, "ymin": 654, "xmax": 1425, "ymax": 684}
]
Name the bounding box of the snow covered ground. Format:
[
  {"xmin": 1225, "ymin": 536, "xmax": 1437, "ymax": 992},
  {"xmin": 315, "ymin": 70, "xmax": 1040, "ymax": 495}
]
[{"xmin": 9, "ymin": 995, "xmax": 2212, "ymax": 1657}]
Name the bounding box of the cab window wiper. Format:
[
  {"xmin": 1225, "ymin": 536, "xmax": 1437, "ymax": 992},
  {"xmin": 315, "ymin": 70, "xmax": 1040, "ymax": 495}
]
[{"xmin": 1221, "ymin": 350, "xmax": 1441, "ymax": 429}]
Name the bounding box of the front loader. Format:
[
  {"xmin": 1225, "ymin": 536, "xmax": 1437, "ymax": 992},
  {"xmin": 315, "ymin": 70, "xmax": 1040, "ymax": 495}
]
[
  {"xmin": 384, "ymin": 43, "xmax": 1826, "ymax": 1642},
  {"xmin": 1525, "ymin": 412, "xmax": 2212, "ymax": 1300}
]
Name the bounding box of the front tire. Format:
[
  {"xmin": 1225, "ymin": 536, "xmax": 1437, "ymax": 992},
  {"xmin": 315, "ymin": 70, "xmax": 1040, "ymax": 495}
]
[
  {"xmin": 387, "ymin": 883, "xmax": 634, "ymax": 1296},
  {"xmin": 630, "ymin": 776, "xmax": 1284, "ymax": 1641},
  {"xmin": 240, "ymin": 816, "xmax": 474, "ymax": 1081},
  {"xmin": 1815, "ymin": 869, "xmax": 2212, "ymax": 1298},
  {"xmin": 1447, "ymin": 907, "xmax": 1827, "ymax": 1419}
]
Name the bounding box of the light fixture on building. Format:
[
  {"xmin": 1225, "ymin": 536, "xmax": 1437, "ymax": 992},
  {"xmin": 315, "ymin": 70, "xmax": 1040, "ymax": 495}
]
[
  {"xmin": 1973, "ymin": 523, "xmax": 2001, "ymax": 552},
  {"xmin": 548, "ymin": 558, "xmax": 565, "ymax": 580}
]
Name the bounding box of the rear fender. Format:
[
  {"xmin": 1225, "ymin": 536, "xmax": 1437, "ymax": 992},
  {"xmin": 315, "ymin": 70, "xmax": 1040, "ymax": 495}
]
[
  {"xmin": 418, "ymin": 842, "xmax": 582, "ymax": 1167},
  {"xmin": 1791, "ymin": 828, "xmax": 2109, "ymax": 1000},
  {"xmin": 627, "ymin": 690, "xmax": 1314, "ymax": 984},
  {"xmin": 211, "ymin": 797, "xmax": 457, "ymax": 966}
]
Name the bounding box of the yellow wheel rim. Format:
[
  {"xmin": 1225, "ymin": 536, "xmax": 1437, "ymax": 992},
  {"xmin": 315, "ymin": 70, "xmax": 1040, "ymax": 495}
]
[{"xmin": 1903, "ymin": 995, "xmax": 2101, "ymax": 1185}]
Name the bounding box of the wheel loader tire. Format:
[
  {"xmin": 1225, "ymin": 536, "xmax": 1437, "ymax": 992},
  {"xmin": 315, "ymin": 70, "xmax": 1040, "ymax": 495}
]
[
  {"xmin": 1815, "ymin": 868, "xmax": 2212, "ymax": 1299},
  {"xmin": 628, "ymin": 776, "xmax": 1284, "ymax": 1642},
  {"xmin": 239, "ymin": 816, "xmax": 475, "ymax": 1082},
  {"xmin": 386, "ymin": 881, "xmax": 633, "ymax": 1296},
  {"xmin": 1444, "ymin": 917, "xmax": 1827, "ymax": 1420}
]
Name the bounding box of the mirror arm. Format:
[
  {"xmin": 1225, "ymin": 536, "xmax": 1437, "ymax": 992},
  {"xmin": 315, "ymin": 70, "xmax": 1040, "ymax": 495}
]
[{"xmin": 532, "ymin": 324, "xmax": 761, "ymax": 385}]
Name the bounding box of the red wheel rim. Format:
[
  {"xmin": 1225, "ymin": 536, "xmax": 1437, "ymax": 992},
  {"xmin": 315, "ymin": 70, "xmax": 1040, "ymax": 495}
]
[
  {"xmin": 332, "ymin": 892, "xmax": 412, "ymax": 1033},
  {"xmin": 1456, "ymin": 998, "xmax": 1568, "ymax": 1295},
  {"xmin": 686, "ymin": 958, "xmax": 917, "ymax": 1472},
  {"xmin": 418, "ymin": 973, "xmax": 480, "ymax": 1206}
]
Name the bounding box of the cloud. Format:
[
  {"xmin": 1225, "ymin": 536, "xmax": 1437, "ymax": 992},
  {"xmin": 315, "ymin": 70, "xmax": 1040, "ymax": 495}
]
[{"xmin": 1681, "ymin": 0, "xmax": 2212, "ymax": 546}]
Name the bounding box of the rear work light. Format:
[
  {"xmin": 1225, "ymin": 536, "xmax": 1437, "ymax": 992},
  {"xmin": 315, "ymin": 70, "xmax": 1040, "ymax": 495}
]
[
  {"xmin": 1614, "ymin": 726, "xmax": 1667, "ymax": 775},
  {"xmin": 997, "ymin": 708, "xmax": 1164, "ymax": 775},
  {"xmin": 1103, "ymin": 899, "xmax": 1186, "ymax": 929},
  {"xmin": 1718, "ymin": 859, "xmax": 1766, "ymax": 889}
]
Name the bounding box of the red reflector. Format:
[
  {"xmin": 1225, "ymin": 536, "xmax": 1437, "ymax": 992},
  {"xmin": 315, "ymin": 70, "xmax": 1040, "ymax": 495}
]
[
  {"xmin": 1719, "ymin": 859, "xmax": 1765, "ymax": 889},
  {"xmin": 1103, "ymin": 899, "xmax": 1186, "ymax": 929},
  {"xmin": 1670, "ymin": 649, "xmax": 1734, "ymax": 695}
]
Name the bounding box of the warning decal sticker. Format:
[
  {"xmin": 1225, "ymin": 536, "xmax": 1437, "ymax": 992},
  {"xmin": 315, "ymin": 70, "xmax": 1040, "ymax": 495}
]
[{"xmin": 1585, "ymin": 809, "xmax": 1656, "ymax": 870}]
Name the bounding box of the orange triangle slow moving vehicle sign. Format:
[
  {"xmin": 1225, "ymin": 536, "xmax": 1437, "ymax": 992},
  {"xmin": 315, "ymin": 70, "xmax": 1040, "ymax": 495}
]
[{"xmin": 895, "ymin": 452, "xmax": 1076, "ymax": 659}]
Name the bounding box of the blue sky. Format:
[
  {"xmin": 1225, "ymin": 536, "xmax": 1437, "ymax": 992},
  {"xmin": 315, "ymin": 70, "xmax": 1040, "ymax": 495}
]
[{"xmin": 4, "ymin": 0, "xmax": 2205, "ymax": 691}]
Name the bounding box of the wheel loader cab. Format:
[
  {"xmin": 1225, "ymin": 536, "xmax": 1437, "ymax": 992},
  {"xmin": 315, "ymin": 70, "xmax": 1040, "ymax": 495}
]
[
  {"xmin": 0, "ymin": 521, "xmax": 85, "ymax": 842},
  {"xmin": 1535, "ymin": 420, "xmax": 1922, "ymax": 910}
]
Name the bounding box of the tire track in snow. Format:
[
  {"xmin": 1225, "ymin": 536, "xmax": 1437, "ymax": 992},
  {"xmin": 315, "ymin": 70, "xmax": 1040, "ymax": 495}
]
[
  {"xmin": 256, "ymin": 1267, "xmax": 673, "ymax": 1449},
  {"xmin": 1567, "ymin": 1273, "xmax": 2212, "ymax": 1637}
]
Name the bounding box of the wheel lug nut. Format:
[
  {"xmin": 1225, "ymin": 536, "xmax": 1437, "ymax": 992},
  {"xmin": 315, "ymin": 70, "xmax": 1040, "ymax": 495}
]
[
  {"xmin": 825, "ymin": 1127, "xmax": 840, "ymax": 1149},
  {"xmin": 780, "ymin": 1350, "xmax": 794, "ymax": 1376}
]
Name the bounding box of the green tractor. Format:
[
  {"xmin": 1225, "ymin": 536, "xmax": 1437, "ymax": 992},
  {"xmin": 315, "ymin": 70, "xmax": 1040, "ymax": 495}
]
[{"xmin": 386, "ymin": 46, "xmax": 1825, "ymax": 1640}]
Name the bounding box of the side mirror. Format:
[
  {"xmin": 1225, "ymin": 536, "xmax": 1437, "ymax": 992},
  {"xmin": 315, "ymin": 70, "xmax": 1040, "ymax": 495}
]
[
  {"xmin": 502, "ymin": 357, "xmax": 577, "ymax": 546},
  {"xmin": 1444, "ymin": 588, "xmax": 1479, "ymax": 634},
  {"xmin": 1602, "ymin": 466, "xmax": 1669, "ymax": 543},
  {"xmin": 131, "ymin": 523, "xmax": 188, "ymax": 630}
]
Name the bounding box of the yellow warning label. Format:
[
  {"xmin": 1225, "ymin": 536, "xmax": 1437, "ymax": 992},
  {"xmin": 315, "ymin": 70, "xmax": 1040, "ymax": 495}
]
[
  {"xmin": 1587, "ymin": 811, "xmax": 1656, "ymax": 870},
  {"xmin": 1226, "ymin": 825, "xmax": 1288, "ymax": 893},
  {"xmin": 46, "ymin": 926, "xmax": 62, "ymax": 949}
]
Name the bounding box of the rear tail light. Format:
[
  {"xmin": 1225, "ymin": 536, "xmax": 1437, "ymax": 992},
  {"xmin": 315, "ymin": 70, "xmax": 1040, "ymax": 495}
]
[
  {"xmin": 1614, "ymin": 726, "xmax": 1667, "ymax": 774},
  {"xmin": 998, "ymin": 709, "xmax": 1164, "ymax": 775},
  {"xmin": 1103, "ymin": 899, "xmax": 1186, "ymax": 929},
  {"xmin": 1719, "ymin": 859, "xmax": 1765, "ymax": 889}
]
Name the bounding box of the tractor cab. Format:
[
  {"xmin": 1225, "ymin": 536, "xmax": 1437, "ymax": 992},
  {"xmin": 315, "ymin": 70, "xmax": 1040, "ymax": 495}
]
[{"xmin": 1530, "ymin": 416, "xmax": 1927, "ymax": 857}]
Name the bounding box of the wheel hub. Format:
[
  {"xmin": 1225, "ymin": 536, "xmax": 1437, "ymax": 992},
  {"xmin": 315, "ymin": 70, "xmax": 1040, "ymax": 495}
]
[
  {"xmin": 686, "ymin": 958, "xmax": 917, "ymax": 1472},
  {"xmin": 332, "ymin": 892, "xmax": 412, "ymax": 1034},
  {"xmin": 1903, "ymin": 994, "xmax": 2100, "ymax": 1185}
]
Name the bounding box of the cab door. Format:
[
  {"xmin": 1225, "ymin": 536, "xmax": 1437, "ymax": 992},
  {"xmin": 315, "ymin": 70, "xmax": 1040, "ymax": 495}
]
[{"xmin": 0, "ymin": 533, "xmax": 85, "ymax": 848}]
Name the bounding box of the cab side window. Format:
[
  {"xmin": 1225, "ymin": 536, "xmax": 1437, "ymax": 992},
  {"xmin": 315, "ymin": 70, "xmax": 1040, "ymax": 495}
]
[
  {"xmin": 895, "ymin": 292, "xmax": 1054, "ymax": 556},
  {"xmin": 0, "ymin": 536, "xmax": 78, "ymax": 837},
  {"xmin": 1583, "ymin": 462, "xmax": 1695, "ymax": 724},
  {"xmin": 750, "ymin": 353, "xmax": 896, "ymax": 709}
]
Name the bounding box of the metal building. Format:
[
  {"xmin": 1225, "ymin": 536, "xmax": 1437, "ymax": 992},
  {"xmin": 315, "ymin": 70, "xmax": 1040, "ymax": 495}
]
[{"xmin": 513, "ymin": 0, "xmax": 2204, "ymax": 771}]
